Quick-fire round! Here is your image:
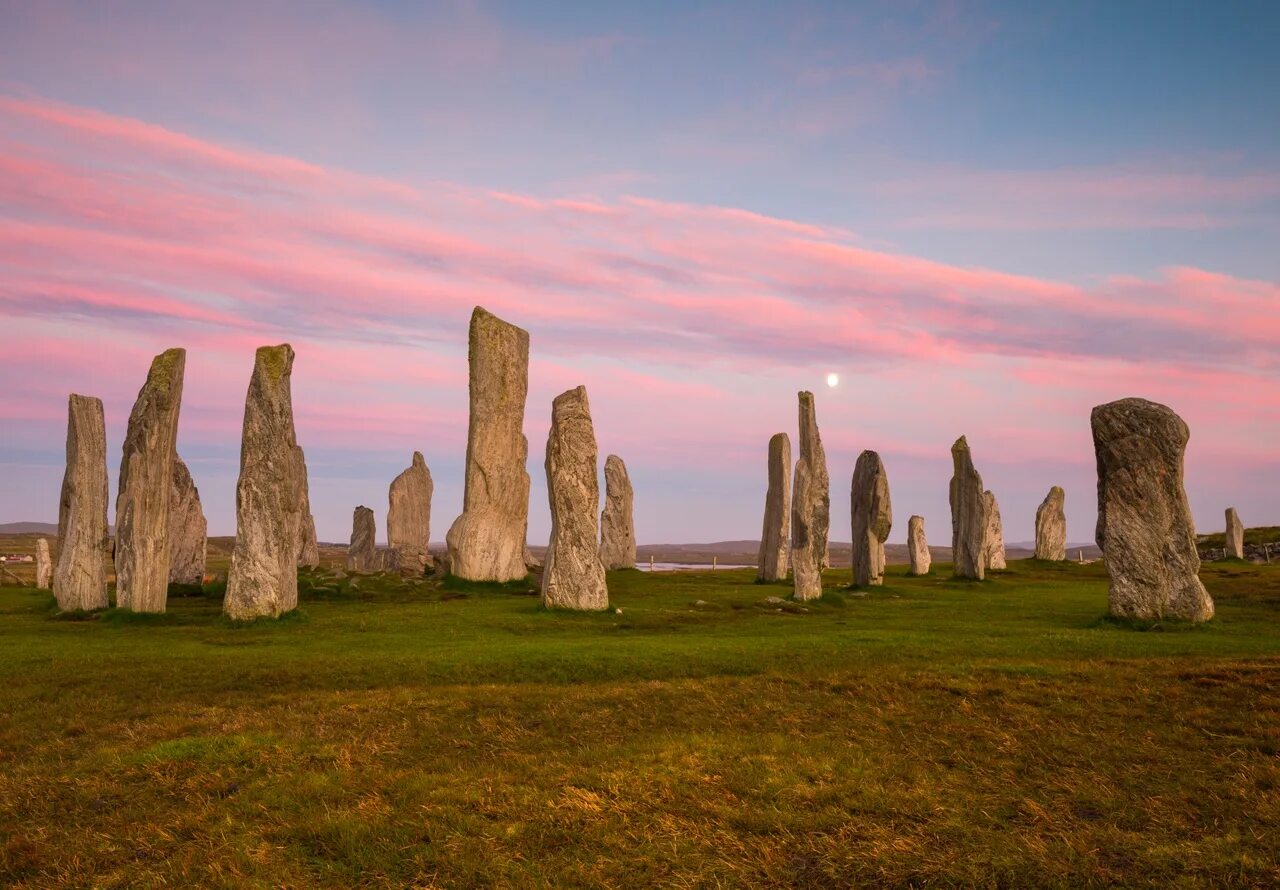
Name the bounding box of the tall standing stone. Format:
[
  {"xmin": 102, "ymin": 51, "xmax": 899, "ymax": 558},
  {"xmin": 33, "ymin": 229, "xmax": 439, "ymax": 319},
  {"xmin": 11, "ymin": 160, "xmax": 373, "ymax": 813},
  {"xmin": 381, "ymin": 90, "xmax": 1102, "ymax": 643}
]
[
  {"xmin": 850, "ymin": 450, "xmax": 892, "ymax": 586},
  {"xmin": 347, "ymin": 506, "xmax": 378, "ymax": 572},
  {"xmin": 598, "ymin": 454, "xmax": 637, "ymax": 571},
  {"xmin": 757, "ymin": 433, "xmax": 791, "ymax": 582},
  {"xmin": 791, "ymin": 391, "xmax": 830, "ymax": 601},
  {"xmin": 541, "ymin": 386, "xmax": 608, "ymax": 610},
  {"xmin": 1035, "ymin": 486, "xmax": 1067, "ymax": 561},
  {"xmin": 35, "ymin": 538, "xmax": 52, "ymax": 589},
  {"xmin": 446, "ymin": 307, "xmax": 531, "ymax": 582},
  {"xmin": 1224, "ymin": 508, "xmax": 1244, "ymax": 560},
  {"xmin": 168, "ymin": 455, "xmax": 207, "ymax": 585},
  {"xmin": 907, "ymin": 515, "xmax": 930, "ymax": 576},
  {"xmin": 949, "ymin": 436, "xmax": 988, "ymax": 580},
  {"xmin": 115, "ymin": 348, "xmax": 185, "ymax": 612},
  {"xmin": 296, "ymin": 446, "xmax": 319, "ymax": 569},
  {"xmin": 53, "ymin": 395, "xmax": 110, "ymax": 611},
  {"xmin": 1092, "ymin": 397, "xmax": 1214, "ymax": 622},
  {"xmin": 982, "ymin": 490, "xmax": 1007, "ymax": 571},
  {"xmin": 224, "ymin": 345, "xmax": 304, "ymax": 620},
  {"xmin": 387, "ymin": 451, "xmax": 433, "ymax": 575}
]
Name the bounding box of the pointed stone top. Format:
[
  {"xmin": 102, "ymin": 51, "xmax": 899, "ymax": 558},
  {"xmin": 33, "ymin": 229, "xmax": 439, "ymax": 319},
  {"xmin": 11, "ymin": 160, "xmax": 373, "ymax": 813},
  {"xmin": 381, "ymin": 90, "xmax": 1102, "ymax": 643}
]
[
  {"xmin": 1047, "ymin": 485, "xmax": 1065, "ymax": 498},
  {"xmin": 769, "ymin": 431, "xmax": 789, "ymax": 447},
  {"xmin": 472, "ymin": 305, "xmax": 530, "ymax": 334},
  {"xmin": 553, "ymin": 385, "xmax": 590, "ymax": 416},
  {"xmin": 254, "ymin": 343, "xmax": 295, "ymax": 380},
  {"xmin": 952, "ymin": 435, "xmax": 969, "ymax": 452},
  {"xmin": 411, "ymin": 451, "xmax": 426, "ymax": 467},
  {"xmin": 605, "ymin": 453, "xmax": 625, "ymax": 469}
]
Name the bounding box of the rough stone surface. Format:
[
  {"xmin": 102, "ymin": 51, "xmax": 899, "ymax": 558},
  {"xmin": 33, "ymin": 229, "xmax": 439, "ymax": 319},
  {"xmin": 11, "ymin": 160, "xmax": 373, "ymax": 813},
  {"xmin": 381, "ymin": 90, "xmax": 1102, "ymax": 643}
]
[
  {"xmin": 598, "ymin": 454, "xmax": 637, "ymax": 570},
  {"xmin": 388, "ymin": 451, "xmax": 433, "ymax": 576},
  {"xmin": 1225, "ymin": 508, "xmax": 1244, "ymax": 560},
  {"xmin": 115, "ymin": 348, "xmax": 186, "ymax": 612},
  {"xmin": 791, "ymin": 391, "xmax": 830, "ymax": 601},
  {"xmin": 541, "ymin": 386, "xmax": 608, "ymax": 610},
  {"xmin": 347, "ymin": 506, "xmax": 378, "ymax": 572},
  {"xmin": 983, "ymin": 490, "xmax": 1007, "ymax": 571},
  {"xmin": 53, "ymin": 394, "xmax": 111, "ymax": 612},
  {"xmin": 757, "ymin": 433, "xmax": 791, "ymax": 582},
  {"xmin": 1092, "ymin": 397, "xmax": 1214, "ymax": 622},
  {"xmin": 224, "ymin": 345, "xmax": 304, "ymax": 620},
  {"xmin": 35, "ymin": 538, "xmax": 52, "ymax": 589},
  {"xmin": 1035, "ymin": 486, "xmax": 1067, "ymax": 561},
  {"xmin": 949, "ymin": 436, "xmax": 988, "ymax": 580},
  {"xmin": 850, "ymin": 450, "xmax": 892, "ymax": 586},
  {"xmin": 296, "ymin": 446, "xmax": 319, "ymax": 568},
  {"xmin": 907, "ymin": 515, "xmax": 930, "ymax": 576},
  {"xmin": 446, "ymin": 307, "xmax": 531, "ymax": 581},
  {"xmin": 168, "ymin": 455, "xmax": 207, "ymax": 585}
]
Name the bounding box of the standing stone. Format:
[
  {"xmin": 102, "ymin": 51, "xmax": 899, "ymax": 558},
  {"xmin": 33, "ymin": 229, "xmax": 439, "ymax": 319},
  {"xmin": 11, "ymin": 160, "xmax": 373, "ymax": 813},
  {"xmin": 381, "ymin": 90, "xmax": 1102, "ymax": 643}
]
[
  {"xmin": 53, "ymin": 395, "xmax": 110, "ymax": 611},
  {"xmin": 791, "ymin": 391, "xmax": 830, "ymax": 601},
  {"xmin": 949, "ymin": 436, "xmax": 988, "ymax": 580},
  {"xmin": 757, "ymin": 433, "xmax": 791, "ymax": 582},
  {"xmin": 114, "ymin": 348, "xmax": 185, "ymax": 612},
  {"xmin": 982, "ymin": 490, "xmax": 1007, "ymax": 571},
  {"xmin": 907, "ymin": 515, "xmax": 930, "ymax": 576},
  {"xmin": 296, "ymin": 446, "xmax": 319, "ymax": 569},
  {"xmin": 387, "ymin": 451, "xmax": 432, "ymax": 576},
  {"xmin": 1224, "ymin": 508, "xmax": 1244, "ymax": 560},
  {"xmin": 347, "ymin": 506, "xmax": 378, "ymax": 573},
  {"xmin": 224, "ymin": 345, "xmax": 304, "ymax": 620},
  {"xmin": 850, "ymin": 450, "xmax": 893, "ymax": 586},
  {"xmin": 1035, "ymin": 486, "xmax": 1067, "ymax": 561},
  {"xmin": 168, "ymin": 455, "xmax": 207, "ymax": 585},
  {"xmin": 35, "ymin": 538, "xmax": 52, "ymax": 589},
  {"xmin": 1092, "ymin": 397, "xmax": 1214, "ymax": 622},
  {"xmin": 446, "ymin": 307, "xmax": 531, "ymax": 581},
  {"xmin": 598, "ymin": 454, "xmax": 637, "ymax": 570},
  {"xmin": 541, "ymin": 386, "xmax": 608, "ymax": 610}
]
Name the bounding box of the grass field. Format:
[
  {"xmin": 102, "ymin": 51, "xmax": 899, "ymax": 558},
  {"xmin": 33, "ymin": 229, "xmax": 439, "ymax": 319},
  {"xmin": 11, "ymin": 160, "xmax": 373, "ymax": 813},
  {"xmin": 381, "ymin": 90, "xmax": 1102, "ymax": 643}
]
[{"xmin": 0, "ymin": 560, "xmax": 1277, "ymax": 887}]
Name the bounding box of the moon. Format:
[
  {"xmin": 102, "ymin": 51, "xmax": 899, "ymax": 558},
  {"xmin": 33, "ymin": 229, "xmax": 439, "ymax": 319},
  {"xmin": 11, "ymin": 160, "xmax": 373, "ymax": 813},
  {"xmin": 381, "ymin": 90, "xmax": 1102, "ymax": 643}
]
[{"xmin": 826, "ymin": 372, "xmax": 840, "ymax": 388}]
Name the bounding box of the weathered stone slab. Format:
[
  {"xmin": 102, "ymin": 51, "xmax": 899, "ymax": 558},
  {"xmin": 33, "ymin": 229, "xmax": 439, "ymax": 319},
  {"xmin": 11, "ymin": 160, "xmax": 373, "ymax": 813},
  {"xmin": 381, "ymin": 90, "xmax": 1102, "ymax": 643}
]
[
  {"xmin": 347, "ymin": 506, "xmax": 378, "ymax": 573},
  {"xmin": 168, "ymin": 454, "xmax": 207, "ymax": 586},
  {"xmin": 296, "ymin": 446, "xmax": 319, "ymax": 568},
  {"xmin": 541, "ymin": 386, "xmax": 608, "ymax": 610},
  {"xmin": 983, "ymin": 490, "xmax": 1007, "ymax": 571},
  {"xmin": 949, "ymin": 436, "xmax": 987, "ymax": 580},
  {"xmin": 446, "ymin": 307, "xmax": 531, "ymax": 581},
  {"xmin": 791, "ymin": 391, "xmax": 829, "ymax": 601},
  {"xmin": 35, "ymin": 537, "xmax": 52, "ymax": 589},
  {"xmin": 850, "ymin": 450, "xmax": 892, "ymax": 586},
  {"xmin": 907, "ymin": 515, "xmax": 930, "ymax": 576},
  {"xmin": 1225, "ymin": 507, "xmax": 1244, "ymax": 560},
  {"xmin": 388, "ymin": 451, "xmax": 432, "ymax": 576},
  {"xmin": 599, "ymin": 454, "xmax": 637, "ymax": 570},
  {"xmin": 757, "ymin": 433, "xmax": 791, "ymax": 582},
  {"xmin": 1035, "ymin": 486, "xmax": 1067, "ymax": 561},
  {"xmin": 1092, "ymin": 397, "xmax": 1214, "ymax": 622},
  {"xmin": 53, "ymin": 394, "xmax": 111, "ymax": 611}
]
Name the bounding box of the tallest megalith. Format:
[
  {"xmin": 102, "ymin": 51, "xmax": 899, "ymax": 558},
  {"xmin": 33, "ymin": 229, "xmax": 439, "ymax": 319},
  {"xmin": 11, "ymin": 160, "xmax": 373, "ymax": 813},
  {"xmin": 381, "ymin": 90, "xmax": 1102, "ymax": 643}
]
[
  {"xmin": 53, "ymin": 395, "xmax": 110, "ymax": 612},
  {"xmin": 446, "ymin": 307, "xmax": 531, "ymax": 582},
  {"xmin": 791, "ymin": 391, "xmax": 829, "ymax": 601}
]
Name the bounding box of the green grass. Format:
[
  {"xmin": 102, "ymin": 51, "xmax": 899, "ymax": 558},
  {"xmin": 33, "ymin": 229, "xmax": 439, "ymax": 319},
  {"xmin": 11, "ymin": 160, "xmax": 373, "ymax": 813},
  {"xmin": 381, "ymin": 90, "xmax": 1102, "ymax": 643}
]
[{"xmin": 0, "ymin": 560, "xmax": 1277, "ymax": 887}]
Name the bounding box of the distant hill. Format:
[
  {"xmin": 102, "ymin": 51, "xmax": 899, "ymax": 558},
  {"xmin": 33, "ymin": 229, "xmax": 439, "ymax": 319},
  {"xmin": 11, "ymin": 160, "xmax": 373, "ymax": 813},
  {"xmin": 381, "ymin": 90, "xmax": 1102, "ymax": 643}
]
[{"xmin": 0, "ymin": 522, "xmax": 58, "ymax": 535}]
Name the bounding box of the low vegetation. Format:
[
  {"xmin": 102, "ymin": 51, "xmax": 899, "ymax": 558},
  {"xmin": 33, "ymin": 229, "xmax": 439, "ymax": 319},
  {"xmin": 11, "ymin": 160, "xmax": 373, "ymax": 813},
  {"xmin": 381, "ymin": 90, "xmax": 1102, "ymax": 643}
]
[{"xmin": 0, "ymin": 560, "xmax": 1277, "ymax": 887}]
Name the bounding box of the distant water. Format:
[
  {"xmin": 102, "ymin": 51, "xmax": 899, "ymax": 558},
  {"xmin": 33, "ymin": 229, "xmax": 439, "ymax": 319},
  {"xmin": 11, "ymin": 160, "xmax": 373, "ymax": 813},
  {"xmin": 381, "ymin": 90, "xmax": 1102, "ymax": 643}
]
[{"xmin": 637, "ymin": 562, "xmax": 753, "ymax": 572}]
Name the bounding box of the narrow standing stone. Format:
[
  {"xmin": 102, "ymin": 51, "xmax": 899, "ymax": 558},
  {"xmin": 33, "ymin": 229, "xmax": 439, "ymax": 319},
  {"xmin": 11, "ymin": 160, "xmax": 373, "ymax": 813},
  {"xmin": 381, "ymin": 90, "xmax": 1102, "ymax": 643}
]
[
  {"xmin": 296, "ymin": 446, "xmax": 319, "ymax": 568},
  {"xmin": 168, "ymin": 455, "xmax": 207, "ymax": 586},
  {"xmin": 1035, "ymin": 486, "xmax": 1067, "ymax": 561},
  {"xmin": 949, "ymin": 436, "xmax": 988, "ymax": 580},
  {"xmin": 983, "ymin": 490, "xmax": 1007, "ymax": 571},
  {"xmin": 757, "ymin": 433, "xmax": 791, "ymax": 582},
  {"xmin": 791, "ymin": 391, "xmax": 830, "ymax": 601},
  {"xmin": 54, "ymin": 395, "xmax": 111, "ymax": 610},
  {"xmin": 388, "ymin": 451, "xmax": 433, "ymax": 575},
  {"xmin": 907, "ymin": 515, "xmax": 930, "ymax": 576},
  {"xmin": 446, "ymin": 307, "xmax": 531, "ymax": 581},
  {"xmin": 850, "ymin": 450, "xmax": 892, "ymax": 586},
  {"xmin": 224, "ymin": 345, "xmax": 304, "ymax": 620},
  {"xmin": 115, "ymin": 348, "xmax": 185, "ymax": 612},
  {"xmin": 541, "ymin": 386, "xmax": 608, "ymax": 610},
  {"xmin": 35, "ymin": 538, "xmax": 52, "ymax": 589},
  {"xmin": 347, "ymin": 505, "xmax": 378, "ymax": 573},
  {"xmin": 599, "ymin": 454, "xmax": 637, "ymax": 570},
  {"xmin": 1092, "ymin": 397, "xmax": 1214, "ymax": 622},
  {"xmin": 1224, "ymin": 507, "xmax": 1244, "ymax": 559}
]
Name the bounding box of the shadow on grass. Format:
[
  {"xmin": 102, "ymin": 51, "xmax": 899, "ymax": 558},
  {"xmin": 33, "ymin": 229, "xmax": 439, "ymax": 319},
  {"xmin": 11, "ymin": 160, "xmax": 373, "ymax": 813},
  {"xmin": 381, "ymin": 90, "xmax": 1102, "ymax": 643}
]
[
  {"xmin": 442, "ymin": 574, "xmax": 537, "ymax": 596},
  {"xmin": 1090, "ymin": 613, "xmax": 1216, "ymax": 633}
]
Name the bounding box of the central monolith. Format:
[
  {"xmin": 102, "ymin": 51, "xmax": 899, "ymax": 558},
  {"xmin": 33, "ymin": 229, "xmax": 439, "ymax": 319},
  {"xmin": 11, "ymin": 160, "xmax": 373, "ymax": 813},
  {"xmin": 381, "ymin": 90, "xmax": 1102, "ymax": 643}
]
[
  {"xmin": 169, "ymin": 455, "xmax": 207, "ymax": 586},
  {"xmin": 1035, "ymin": 486, "xmax": 1066, "ymax": 561},
  {"xmin": 983, "ymin": 490, "xmax": 1006, "ymax": 571},
  {"xmin": 949, "ymin": 436, "xmax": 987, "ymax": 580},
  {"xmin": 53, "ymin": 394, "xmax": 110, "ymax": 612},
  {"xmin": 348, "ymin": 506, "xmax": 378, "ymax": 572},
  {"xmin": 296, "ymin": 446, "xmax": 319, "ymax": 569},
  {"xmin": 757, "ymin": 433, "xmax": 791, "ymax": 582},
  {"xmin": 791, "ymin": 392, "xmax": 829, "ymax": 601},
  {"xmin": 446, "ymin": 307, "xmax": 531, "ymax": 581},
  {"xmin": 1225, "ymin": 508, "xmax": 1244, "ymax": 560},
  {"xmin": 907, "ymin": 516, "xmax": 930, "ymax": 575},
  {"xmin": 542, "ymin": 386, "xmax": 608, "ymax": 610},
  {"xmin": 388, "ymin": 451, "xmax": 433, "ymax": 575},
  {"xmin": 598, "ymin": 454, "xmax": 636, "ymax": 570},
  {"xmin": 35, "ymin": 538, "xmax": 52, "ymax": 589},
  {"xmin": 850, "ymin": 450, "xmax": 892, "ymax": 586}
]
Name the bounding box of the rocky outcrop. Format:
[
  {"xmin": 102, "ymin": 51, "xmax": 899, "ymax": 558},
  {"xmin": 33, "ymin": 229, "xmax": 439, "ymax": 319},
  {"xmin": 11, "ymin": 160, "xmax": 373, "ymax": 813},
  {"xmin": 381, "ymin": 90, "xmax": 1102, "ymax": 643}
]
[
  {"xmin": 1035, "ymin": 486, "xmax": 1067, "ymax": 561},
  {"xmin": 115, "ymin": 348, "xmax": 186, "ymax": 612},
  {"xmin": 35, "ymin": 538, "xmax": 52, "ymax": 589},
  {"xmin": 949, "ymin": 436, "xmax": 987, "ymax": 580},
  {"xmin": 347, "ymin": 506, "xmax": 378, "ymax": 573},
  {"xmin": 296, "ymin": 446, "xmax": 319, "ymax": 569},
  {"xmin": 224, "ymin": 345, "xmax": 305, "ymax": 620},
  {"xmin": 1225, "ymin": 508, "xmax": 1244, "ymax": 560},
  {"xmin": 446, "ymin": 307, "xmax": 531, "ymax": 581},
  {"xmin": 983, "ymin": 490, "xmax": 1007, "ymax": 571},
  {"xmin": 850, "ymin": 450, "xmax": 892, "ymax": 586},
  {"xmin": 1092, "ymin": 397, "xmax": 1214, "ymax": 622},
  {"xmin": 907, "ymin": 515, "xmax": 930, "ymax": 576},
  {"xmin": 541, "ymin": 386, "xmax": 608, "ymax": 610},
  {"xmin": 791, "ymin": 391, "xmax": 829, "ymax": 601},
  {"xmin": 388, "ymin": 451, "xmax": 433, "ymax": 576},
  {"xmin": 757, "ymin": 433, "xmax": 791, "ymax": 582},
  {"xmin": 53, "ymin": 394, "xmax": 111, "ymax": 612},
  {"xmin": 168, "ymin": 455, "xmax": 207, "ymax": 586},
  {"xmin": 598, "ymin": 454, "xmax": 636, "ymax": 570}
]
